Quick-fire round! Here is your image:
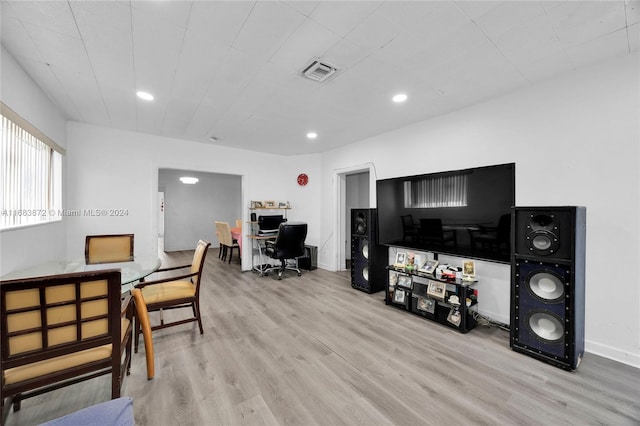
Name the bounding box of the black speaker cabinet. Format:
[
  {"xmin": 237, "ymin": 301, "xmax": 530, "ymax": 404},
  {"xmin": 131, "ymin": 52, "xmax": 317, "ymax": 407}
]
[
  {"xmin": 351, "ymin": 209, "xmax": 386, "ymax": 293},
  {"xmin": 510, "ymin": 206, "xmax": 586, "ymax": 371}
]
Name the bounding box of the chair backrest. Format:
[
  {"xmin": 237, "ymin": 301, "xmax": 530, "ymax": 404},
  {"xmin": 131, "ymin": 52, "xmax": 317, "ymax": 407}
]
[
  {"xmin": 1, "ymin": 269, "xmax": 123, "ymax": 384},
  {"xmin": 214, "ymin": 222, "xmax": 232, "ymax": 246},
  {"xmin": 190, "ymin": 240, "xmax": 211, "ymax": 289},
  {"xmin": 419, "ymin": 218, "xmax": 444, "ymax": 236},
  {"xmin": 401, "ymin": 214, "xmax": 414, "ymax": 230},
  {"xmin": 273, "ymin": 222, "xmax": 307, "ymax": 259},
  {"xmin": 85, "ymin": 234, "xmax": 134, "ymax": 264}
]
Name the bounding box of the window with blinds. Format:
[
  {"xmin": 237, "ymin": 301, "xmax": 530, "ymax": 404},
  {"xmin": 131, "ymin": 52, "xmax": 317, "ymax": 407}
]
[
  {"xmin": 403, "ymin": 173, "xmax": 468, "ymax": 208},
  {"xmin": 1, "ymin": 104, "xmax": 63, "ymax": 229}
]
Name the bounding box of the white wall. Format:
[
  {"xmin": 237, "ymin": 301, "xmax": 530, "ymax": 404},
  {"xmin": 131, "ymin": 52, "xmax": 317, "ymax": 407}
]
[
  {"xmin": 320, "ymin": 53, "xmax": 640, "ymax": 367},
  {"xmin": 65, "ymin": 122, "xmax": 322, "ymax": 272},
  {"xmin": 0, "ymin": 46, "xmax": 68, "ymax": 275}
]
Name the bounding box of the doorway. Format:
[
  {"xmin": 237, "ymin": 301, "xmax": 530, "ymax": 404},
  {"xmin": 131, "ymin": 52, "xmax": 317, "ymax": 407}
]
[{"xmin": 334, "ymin": 165, "xmax": 375, "ymax": 272}]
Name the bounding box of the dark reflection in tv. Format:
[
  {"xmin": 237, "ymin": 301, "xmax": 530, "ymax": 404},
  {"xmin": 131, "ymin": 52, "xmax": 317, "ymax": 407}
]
[{"xmin": 376, "ymin": 163, "xmax": 515, "ymax": 263}]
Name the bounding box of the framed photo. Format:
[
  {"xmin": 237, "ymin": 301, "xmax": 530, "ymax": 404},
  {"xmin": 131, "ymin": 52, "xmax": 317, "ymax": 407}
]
[
  {"xmin": 463, "ymin": 260, "xmax": 476, "ymax": 280},
  {"xmin": 251, "ymin": 200, "xmax": 263, "ymax": 208},
  {"xmin": 389, "ymin": 271, "xmax": 398, "ymax": 286},
  {"xmin": 264, "ymin": 200, "xmax": 276, "ymax": 208},
  {"xmin": 447, "ymin": 306, "xmax": 462, "ymax": 327},
  {"xmin": 397, "ymin": 274, "xmax": 412, "ymax": 289},
  {"xmin": 419, "ymin": 259, "xmax": 439, "ymax": 275},
  {"xmin": 393, "ymin": 289, "xmax": 406, "ymax": 304},
  {"xmin": 395, "ymin": 251, "xmax": 407, "ymax": 266},
  {"xmin": 426, "ymin": 280, "xmax": 446, "ymax": 301},
  {"xmin": 417, "ymin": 297, "xmax": 436, "ymax": 314},
  {"xmin": 278, "ymin": 201, "xmax": 288, "ymax": 208}
]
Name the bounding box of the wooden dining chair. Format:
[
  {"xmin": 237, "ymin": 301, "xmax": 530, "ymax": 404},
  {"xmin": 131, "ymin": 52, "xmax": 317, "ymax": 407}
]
[
  {"xmin": 133, "ymin": 240, "xmax": 211, "ymax": 351},
  {"xmin": 131, "ymin": 289, "xmax": 154, "ymax": 380},
  {"xmin": 215, "ymin": 221, "xmax": 240, "ymax": 263},
  {"xmin": 1, "ymin": 270, "xmax": 133, "ymax": 423},
  {"xmin": 85, "ymin": 234, "xmax": 134, "ymax": 264}
]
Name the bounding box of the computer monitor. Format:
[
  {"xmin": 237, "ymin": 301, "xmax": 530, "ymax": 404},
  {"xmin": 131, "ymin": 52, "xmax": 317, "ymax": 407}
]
[{"xmin": 258, "ymin": 215, "xmax": 286, "ymax": 233}]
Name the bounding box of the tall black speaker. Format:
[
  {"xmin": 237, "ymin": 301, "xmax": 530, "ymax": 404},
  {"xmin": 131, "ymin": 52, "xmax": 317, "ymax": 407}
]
[
  {"xmin": 351, "ymin": 209, "xmax": 386, "ymax": 293},
  {"xmin": 510, "ymin": 206, "xmax": 586, "ymax": 371}
]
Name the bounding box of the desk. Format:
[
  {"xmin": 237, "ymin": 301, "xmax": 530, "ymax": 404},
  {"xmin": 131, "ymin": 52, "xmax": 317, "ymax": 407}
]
[
  {"xmin": 0, "ymin": 256, "xmax": 161, "ymax": 293},
  {"xmin": 248, "ymin": 234, "xmax": 276, "ymax": 275}
]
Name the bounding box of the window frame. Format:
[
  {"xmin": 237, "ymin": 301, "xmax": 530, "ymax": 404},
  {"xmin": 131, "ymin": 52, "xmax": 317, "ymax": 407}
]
[{"xmin": 1, "ymin": 102, "xmax": 64, "ymax": 230}]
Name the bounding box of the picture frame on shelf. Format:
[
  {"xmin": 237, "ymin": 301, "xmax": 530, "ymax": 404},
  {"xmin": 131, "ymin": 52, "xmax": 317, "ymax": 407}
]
[
  {"xmin": 394, "ymin": 252, "xmax": 407, "ymax": 267},
  {"xmin": 397, "ymin": 274, "xmax": 412, "ymax": 289},
  {"xmin": 447, "ymin": 306, "xmax": 462, "ymax": 327},
  {"xmin": 419, "ymin": 259, "xmax": 439, "ymax": 275},
  {"xmin": 426, "ymin": 280, "xmax": 446, "ymax": 301},
  {"xmin": 251, "ymin": 200, "xmax": 263, "ymax": 208},
  {"xmin": 264, "ymin": 200, "xmax": 276, "ymax": 208},
  {"xmin": 278, "ymin": 201, "xmax": 288, "ymax": 208},
  {"xmin": 463, "ymin": 260, "xmax": 476, "ymax": 281},
  {"xmin": 417, "ymin": 297, "xmax": 436, "ymax": 314},
  {"xmin": 393, "ymin": 288, "xmax": 406, "ymax": 304}
]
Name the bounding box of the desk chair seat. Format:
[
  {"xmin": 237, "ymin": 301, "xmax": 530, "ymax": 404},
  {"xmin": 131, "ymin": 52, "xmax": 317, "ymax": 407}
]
[{"xmin": 264, "ymin": 222, "xmax": 307, "ymax": 280}]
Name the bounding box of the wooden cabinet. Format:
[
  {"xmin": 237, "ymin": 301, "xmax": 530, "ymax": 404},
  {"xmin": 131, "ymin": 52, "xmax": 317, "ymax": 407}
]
[{"xmin": 385, "ymin": 266, "xmax": 478, "ymax": 333}]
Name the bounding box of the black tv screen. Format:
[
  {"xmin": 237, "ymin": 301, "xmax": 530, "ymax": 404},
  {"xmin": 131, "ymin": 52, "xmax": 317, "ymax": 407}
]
[{"xmin": 376, "ymin": 163, "xmax": 515, "ymax": 263}]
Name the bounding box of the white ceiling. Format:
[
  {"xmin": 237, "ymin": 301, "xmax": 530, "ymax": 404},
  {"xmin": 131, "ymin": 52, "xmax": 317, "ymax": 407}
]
[{"xmin": 2, "ymin": 1, "xmax": 638, "ymax": 155}]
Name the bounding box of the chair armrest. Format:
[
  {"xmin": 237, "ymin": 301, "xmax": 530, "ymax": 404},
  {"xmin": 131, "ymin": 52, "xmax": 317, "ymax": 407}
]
[
  {"xmin": 135, "ymin": 270, "xmax": 198, "ymax": 288},
  {"xmin": 153, "ymin": 263, "xmax": 190, "ymax": 273}
]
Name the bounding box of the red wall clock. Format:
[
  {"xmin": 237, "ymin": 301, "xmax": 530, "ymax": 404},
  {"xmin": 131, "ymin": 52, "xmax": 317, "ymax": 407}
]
[{"xmin": 297, "ymin": 173, "xmax": 309, "ymax": 186}]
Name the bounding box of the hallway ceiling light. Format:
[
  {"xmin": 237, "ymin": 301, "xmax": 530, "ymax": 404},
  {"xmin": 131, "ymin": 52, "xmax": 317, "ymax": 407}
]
[
  {"xmin": 392, "ymin": 93, "xmax": 407, "ymax": 103},
  {"xmin": 179, "ymin": 177, "xmax": 199, "ymax": 184},
  {"xmin": 306, "ymin": 132, "xmax": 318, "ymax": 139},
  {"xmin": 136, "ymin": 91, "xmax": 154, "ymax": 101}
]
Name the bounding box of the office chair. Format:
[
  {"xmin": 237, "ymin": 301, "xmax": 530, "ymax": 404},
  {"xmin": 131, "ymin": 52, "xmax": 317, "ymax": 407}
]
[{"xmin": 264, "ymin": 222, "xmax": 308, "ymax": 280}]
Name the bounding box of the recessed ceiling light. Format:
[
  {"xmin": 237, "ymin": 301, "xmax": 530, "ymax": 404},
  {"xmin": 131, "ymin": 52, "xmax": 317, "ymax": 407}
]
[
  {"xmin": 209, "ymin": 136, "xmax": 219, "ymax": 142},
  {"xmin": 136, "ymin": 91, "xmax": 154, "ymax": 101},
  {"xmin": 392, "ymin": 93, "xmax": 407, "ymax": 103},
  {"xmin": 179, "ymin": 177, "xmax": 199, "ymax": 184},
  {"xmin": 306, "ymin": 132, "xmax": 318, "ymax": 139}
]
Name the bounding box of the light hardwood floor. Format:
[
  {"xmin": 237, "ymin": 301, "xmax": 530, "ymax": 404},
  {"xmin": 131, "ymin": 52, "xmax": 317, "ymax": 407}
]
[{"xmin": 6, "ymin": 248, "xmax": 640, "ymax": 425}]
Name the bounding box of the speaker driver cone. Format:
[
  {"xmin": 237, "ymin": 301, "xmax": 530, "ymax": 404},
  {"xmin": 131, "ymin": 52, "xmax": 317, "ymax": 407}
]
[
  {"xmin": 527, "ymin": 311, "xmax": 564, "ymax": 342},
  {"xmin": 362, "ymin": 266, "xmax": 369, "ymax": 282},
  {"xmin": 530, "ymin": 214, "xmax": 555, "ymax": 231},
  {"xmin": 355, "ymin": 213, "xmax": 367, "ymax": 235},
  {"xmin": 528, "ymin": 272, "xmax": 564, "ymax": 301},
  {"xmin": 362, "ymin": 243, "xmax": 369, "ymax": 259},
  {"xmin": 527, "ymin": 230, "xmax": 559, "ymax": 255}
]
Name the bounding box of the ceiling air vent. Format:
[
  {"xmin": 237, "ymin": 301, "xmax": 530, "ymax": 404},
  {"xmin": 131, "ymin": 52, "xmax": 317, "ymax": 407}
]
[{"xmin": 301, "ymin": 59, "xmax": 338, "ymax": 83}]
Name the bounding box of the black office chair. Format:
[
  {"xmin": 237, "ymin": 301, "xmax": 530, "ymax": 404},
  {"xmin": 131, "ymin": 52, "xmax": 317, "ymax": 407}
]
[
  {"xmin": 264, "ymin": 222, "xmax": 308, "ymax": 280},
  {"xmin": 419, "ymin": 218, "xmax": 457, "ymax": 250},
  {"xmin": 400, "ymin": 214, "xmax": 420, "ymax": 242}
]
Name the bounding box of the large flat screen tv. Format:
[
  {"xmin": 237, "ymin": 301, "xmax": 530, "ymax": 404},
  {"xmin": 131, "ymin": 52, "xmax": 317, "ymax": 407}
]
[{"xmin": 376, "ymin": 163, "xmax": 515, "ymax": 263}]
